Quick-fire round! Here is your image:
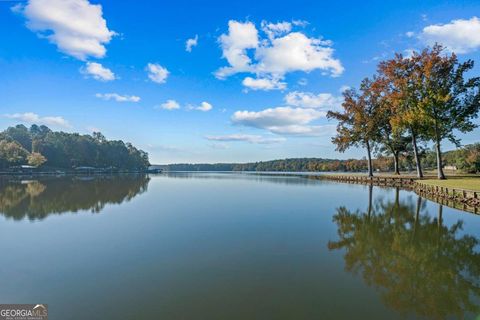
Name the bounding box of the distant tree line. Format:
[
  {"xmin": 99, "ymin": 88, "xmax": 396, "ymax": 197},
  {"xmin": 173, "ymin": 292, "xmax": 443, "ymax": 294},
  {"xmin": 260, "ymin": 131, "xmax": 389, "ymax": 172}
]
[
  {"xmin": 160, "ymin": 145, "xmax": 480, "ymax": 173},
  {"xmin": 0, "ymin": 124, "xmax": 150, "ymax": 170},
  {"xmin": 328, "ymin": 45, "xmax": 480, "ymax": 179},
  {"xmin": 425, "ymin": 143, "xmax": 480, "ymax": 173},
  {"xmin": 162, "ymin": 163, "xmax": 237, "ymax": 171}
]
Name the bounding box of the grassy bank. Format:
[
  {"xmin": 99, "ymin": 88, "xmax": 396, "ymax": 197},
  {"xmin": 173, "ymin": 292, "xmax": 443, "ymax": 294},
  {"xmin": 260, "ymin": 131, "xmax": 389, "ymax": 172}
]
[
  {"xmin": 322, "ymin": 171, "xmax": 480, "ymax": 191},
  {"xmin": 420, "ymin": 177, "xmax": 480, "ymax": 192}
]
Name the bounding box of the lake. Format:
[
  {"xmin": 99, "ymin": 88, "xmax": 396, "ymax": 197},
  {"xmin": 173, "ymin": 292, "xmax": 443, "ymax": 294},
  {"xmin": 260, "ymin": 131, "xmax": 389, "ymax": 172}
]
[{"xmin": 0, "ymin": 173, "xmax": 479, "ymax": 319}]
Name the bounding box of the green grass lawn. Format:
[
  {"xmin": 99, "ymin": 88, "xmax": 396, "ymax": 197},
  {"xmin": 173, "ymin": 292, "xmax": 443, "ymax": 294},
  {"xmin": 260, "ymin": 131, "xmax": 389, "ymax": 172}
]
[
  {"xmin": 321, "ymin": 171, "xmax": 480, "ymax": 190},
  {"xmin": 323, "ymin": 171, "xmax": 480, "ymax": 191},
  {"xmin": 420, "ymin": 176, "xmax": 480, "ymax": 191}
]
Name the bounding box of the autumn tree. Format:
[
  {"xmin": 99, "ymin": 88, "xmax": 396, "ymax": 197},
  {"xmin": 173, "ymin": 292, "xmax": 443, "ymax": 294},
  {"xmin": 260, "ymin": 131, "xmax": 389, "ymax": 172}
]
[
  {"xmin": 328, "ymin": 79, "xmax": 380, "ymax": 177},
  {"xmin": 0, "ymin": 140, "xmax": 29, "ymax": 168},
  {"xmin": 413, "ymin": 45, "xmax": 480, "ymax": 179},
  {"xmin": 370, "ymin": 76, "xmax": 409, "ymax": 175},
  {"xmin": 27, "ymin": 152, "xmax": 47, "ymax": 167},
  {"xmin": 378, "ymin": 54, "xmax": 426, "ymax": 178}
]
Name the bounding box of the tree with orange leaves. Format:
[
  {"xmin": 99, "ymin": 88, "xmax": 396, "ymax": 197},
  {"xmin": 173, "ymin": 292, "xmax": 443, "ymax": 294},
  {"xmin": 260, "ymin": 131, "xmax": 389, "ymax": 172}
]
[
  {"xmin": 369, "ymin": 75, "xmax": 410, "ymax": 175},
  {"xmin": 378, "ymin": 53, "xmax": 426, "ymax": 178},
  {"xmin": 327, "ymin": 78, "xmax": 380, "ymax": 177}
]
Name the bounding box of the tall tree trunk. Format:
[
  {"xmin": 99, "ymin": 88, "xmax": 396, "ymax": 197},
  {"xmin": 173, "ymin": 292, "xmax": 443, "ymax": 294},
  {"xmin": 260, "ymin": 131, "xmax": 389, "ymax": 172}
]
[
  {"xmin": 435, "ymin": 139, "xmax": 446, "ymax": 180},
  {"xmin": 412, "ymin": 196, "xmax": 421, "ymax": 242},
  {"xmin": 367, "ymin": 184, "xmax": 373, "ymax": 219},
  {"xmin": 395, "ymin": 187, "xmax": 400, "ymax": 208},
  {"xmin": 437, "ymin": 204, "xmax": 443, "ymax": 230},
  {"xmin": 411, "ymin": 129, "xmax": 423, "ymax": 178},
  {"xmin": 393, "ymin": 150, "xmax": 400, "ymax": 175},
  {"xmin": 366, "ymin": 140, "xmax": 373, "ymax": 178}
]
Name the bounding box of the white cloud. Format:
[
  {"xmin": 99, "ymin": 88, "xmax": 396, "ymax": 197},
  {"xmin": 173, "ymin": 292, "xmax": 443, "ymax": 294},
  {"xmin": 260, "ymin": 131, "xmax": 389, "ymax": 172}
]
[
  {"xmin": 155, "ymin": 100, "xmax": 212, "ymax": 111},
  {"xmin": 261, "ymin": 21, "xmax": 292, "ymax": 40},
  {"xmin": 284, "ymin": 91, "xmax": 343, "ymax": 110},
  {"xmin": 242, "ymin": 76, "xmax": 286, "ymax": 91},
  {"xmin": 185, "ymin": 35, "xmax": 198, "ymax": 52},
  {"xmin": 215, "ymin": 20, "xmax": 259, "ymax": 79},
  {"xmin": 15, "ymin": 0, "xmax": 115, "ymax": 60},
  {"xmin": 205, "ymin": 134, "xmax": 285, "ymax": 144},
  {"xmin": 405, "ymin": 31, "xmax": 415, "ymax": 38},
  {"xmin": 95, "ymin": 93, "xmax": 140, "ymax": 102},
  {"xmin": 255, "ymin": 32, "xmax": 342, "ymax": 76},
  {"xmin": 230, "ymin": 89, "xmax": 343, "ymax": 136},
  {"xmin": 267, "ymin": 124, "xmax": 334, "ymax": 136},
  {"xmin": 81, "ymin": 62, "xmax": 115, "ymax": 81},
  {"xmin": 146, "ymin": 63, "xmax": 169, "ymax": 84},
  {"xmin": 158, "ymin": 99, "xmax": 180, "ymax": 110},
  {"xmin": 292, "ymin": 20, "xmax": 309, "ymax": 27},
  {"xmin": 421, "ymin": 17, "xmax": 480, "ymax": 53},
  {"xmin": 4, "ymin": 112, "xmax": 71, "ymax": 128},
  {"xmin": 193, "ymin": 101, "xmax": 213, "ymax": 112},
  {"xmin": 231, "ymin": 106, "xmax": 327, "ymax": 136},
  {"xmin": 216, "ymin": 20, "xmax": 343, "ymax": 90}
]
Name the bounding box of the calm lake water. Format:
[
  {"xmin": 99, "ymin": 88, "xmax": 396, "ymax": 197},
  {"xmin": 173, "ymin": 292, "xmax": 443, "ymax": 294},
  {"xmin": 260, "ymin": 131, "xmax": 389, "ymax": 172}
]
[{"xmin": 0, "ymin": 173, "xmax": 479, "ymax": 319}]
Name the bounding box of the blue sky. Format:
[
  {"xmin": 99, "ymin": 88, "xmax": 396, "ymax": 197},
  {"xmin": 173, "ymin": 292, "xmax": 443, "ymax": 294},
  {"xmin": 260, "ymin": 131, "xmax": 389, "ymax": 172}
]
[{"xmin": 1, "ymin": 0, "xmax": 480, "ymax": 164}]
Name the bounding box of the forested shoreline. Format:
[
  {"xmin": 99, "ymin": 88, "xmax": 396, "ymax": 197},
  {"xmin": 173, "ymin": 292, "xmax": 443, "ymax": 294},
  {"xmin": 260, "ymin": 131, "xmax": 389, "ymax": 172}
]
[
  {"xmin": 2, "ymin": 123, "xmax": 479, "ymax": 175},
  {"xmin": 0, "ymin": 124, "xmax": 150, "ymax": 171},
  {"xmin": 159, "ymin": 143, "xmax": 480, "ymax": 173}
]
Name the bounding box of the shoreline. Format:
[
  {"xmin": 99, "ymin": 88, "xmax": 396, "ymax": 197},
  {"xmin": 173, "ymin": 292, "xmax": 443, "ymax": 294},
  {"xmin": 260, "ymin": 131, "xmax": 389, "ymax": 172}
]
[
  {"xmin": 1, "ymin": 170, "xmax": 479, "ymax": 214},
  {"xmin": 314, "ymin": 174, "xmax": 480, "ymax": 215},
  {"xmin": 0, "ymin": 171, "xmax": 152, "ymax": 176}
]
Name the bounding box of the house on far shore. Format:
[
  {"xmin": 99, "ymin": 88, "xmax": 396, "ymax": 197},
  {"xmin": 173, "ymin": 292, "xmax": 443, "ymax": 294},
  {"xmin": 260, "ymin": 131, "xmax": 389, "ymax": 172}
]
[
  {"xmin": 10, "ymin": 165, "xmax": 37, "ymax": 174},
  {"xmin": 444, "ymin": 165, "xmax": 457, "ymax": 171}
]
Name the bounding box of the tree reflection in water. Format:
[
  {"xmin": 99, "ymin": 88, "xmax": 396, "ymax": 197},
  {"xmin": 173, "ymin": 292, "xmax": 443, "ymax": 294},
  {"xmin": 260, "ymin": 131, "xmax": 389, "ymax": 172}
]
[
  {"xmin": 328, "ymin": 187, "xmax": 480, "ymax": 319},
  {"xmin": 0, "ymin": 175, "xmax": 150, "ymax": 221}
]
